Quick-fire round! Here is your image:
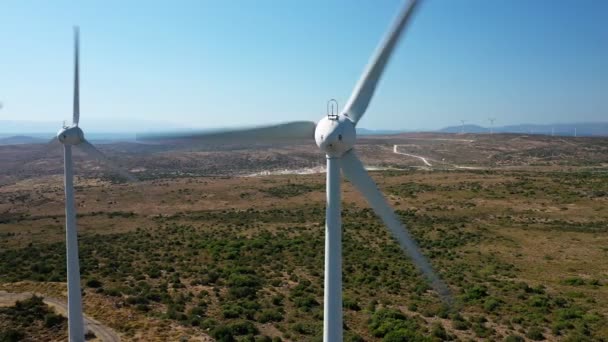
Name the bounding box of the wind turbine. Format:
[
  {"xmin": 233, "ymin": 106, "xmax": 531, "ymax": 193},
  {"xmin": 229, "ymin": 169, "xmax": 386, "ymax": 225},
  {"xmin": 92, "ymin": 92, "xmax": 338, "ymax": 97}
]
[
  {"xmin": 138, "ymin": 1, "xmax": 449, "ymax": 340},
  {"xmin": 488, "ymin": 118, "xmax": 495, "ymax": 134},
  {"xmin": 460, "ymin": 120, "xmax": 466, "ymax": 134},
  {"xmin": 50, "ymin": 27, "xmax": 135, "ymax": 342}
]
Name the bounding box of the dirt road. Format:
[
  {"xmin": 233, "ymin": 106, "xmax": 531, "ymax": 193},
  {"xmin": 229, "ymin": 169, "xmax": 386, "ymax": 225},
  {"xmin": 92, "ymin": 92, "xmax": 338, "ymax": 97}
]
[
  {"xmin": 0, "ymin": 290, "xmax": 120, "ymax": 342},
  {"xmin": 393, "ymin": 145, "xmax": 433, "ymax": 166}
]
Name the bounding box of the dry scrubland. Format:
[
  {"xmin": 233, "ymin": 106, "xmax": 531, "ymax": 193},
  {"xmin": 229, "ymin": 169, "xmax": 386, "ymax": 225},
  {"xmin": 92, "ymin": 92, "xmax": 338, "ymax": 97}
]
[{"xmin": 1, "ymin": 133, "xmax": 608, "ymax": 341}]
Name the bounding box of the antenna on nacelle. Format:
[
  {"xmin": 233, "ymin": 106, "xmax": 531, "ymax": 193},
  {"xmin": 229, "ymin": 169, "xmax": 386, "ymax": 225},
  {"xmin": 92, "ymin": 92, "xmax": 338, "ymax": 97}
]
[{"xmin": 327, "ymin": 99, "xmax": 339, "ymax": 121}]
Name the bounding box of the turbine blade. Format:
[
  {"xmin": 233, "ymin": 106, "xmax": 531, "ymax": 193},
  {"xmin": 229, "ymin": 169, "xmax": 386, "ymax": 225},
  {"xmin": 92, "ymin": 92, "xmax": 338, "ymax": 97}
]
[
  {"xmin": 136, "ymin": 121, "xmax": 316, "ymax": 144},
  {"xmin": 73, "ymin": 26, "xmax": 80, "ymax": 126},
  {"xmin": 343, "ymin": 0, "xmax": 420, "ymax": 125},
  {"xmin": 340, "ymin": 149, "xmax": 451, "ymax": 302},
  {"xmin": 77, "ymin": 140, "xmax": 137, "ymax": 182}
]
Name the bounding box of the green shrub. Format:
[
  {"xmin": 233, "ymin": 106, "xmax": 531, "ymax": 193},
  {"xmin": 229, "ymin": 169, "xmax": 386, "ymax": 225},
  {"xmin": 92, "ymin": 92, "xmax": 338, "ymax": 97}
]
[
  {"xmin": 484, "ymin": 297, "xmax": 501, "ymax": 312},
  {"xmin": 526, "ymin": 327, "xmax": 544, "ymax": 341},
  {"xmin": 292, "ymin": 294, "xmax": 319, "ymax": 311},
  {"xmin": 43, "ymin": 313, "xmax": 65, "ymax": 328},
  {"xmin": 227, "ymin": 320, "xmax": 258, "ymax": 335},
  {"xmin": 342, "ymin": 297, "xmax": 361, "ymax": 311},
  {"xmin": 257, "ymin": 309, "xmax": 284, "ymax": 323},
  {"xmin": 227, "ymin": 273, "xmax": 262, "ymax": 299},
  {"xmin": 504, "ymin": 334, "xmax": 525, "ymax": 342},
  {"xmin": 562, "ymin": 277, "xmax": 586, "ymax": 286},
  {"xmin": 431, "ymin": 322, "xmax": 448, "ymax": 339},
  {"xmin": 369, "ymin": 308, "xmax": 428, "ymax": 339},
  {"xmin": 464, "ymin": 285, "xmax": 488, "ymax": 301},
  {"xmin": 452, "ymin": 320, "xmax": 469, "ymax": 331},
  {"xmin": 0, "ymin": 329, "xmax": 25, "ymax": 342},
  {"xmin": 85, "ymin": 278, "xmax": 103, "ymax": 288},
  {"xmin": 211, "ymin": 325, "xmax": 235, "ymax": 342}
]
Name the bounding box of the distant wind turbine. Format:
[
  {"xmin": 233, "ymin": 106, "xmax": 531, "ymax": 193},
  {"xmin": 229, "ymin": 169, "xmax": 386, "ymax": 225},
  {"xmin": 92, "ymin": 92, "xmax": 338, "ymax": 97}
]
[
  {"xmin": 460, "ymin": 120, "xmax": 466, "ymax": 134},
  {"xmin": 488, "ymin": 118, "xmax": 495, "ymax": 134}
]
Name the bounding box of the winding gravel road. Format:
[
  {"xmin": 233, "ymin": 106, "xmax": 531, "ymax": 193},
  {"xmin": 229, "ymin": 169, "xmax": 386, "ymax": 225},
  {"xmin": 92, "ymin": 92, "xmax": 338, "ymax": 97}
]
[
  {"xmin": 393, "ymin": 145, "xmax": 433, "ymax": 166},
  {"xmin": 0, "ymin": 290, "xmax": 120, "ymax": 341}
]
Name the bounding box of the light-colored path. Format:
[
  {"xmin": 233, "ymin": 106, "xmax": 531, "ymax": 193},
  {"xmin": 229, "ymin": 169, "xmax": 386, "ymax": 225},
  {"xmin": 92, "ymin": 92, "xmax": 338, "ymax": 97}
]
[
  {"xmin": 393, "ymin": 145, "xmax": 433, "ymax": 166},
  {"xmin": 395, "ymin": 137, "xmax": 475, "ymax": 143},
  {"xmin": 0, "ymin": 290, "xmax": 120, "ymax": 342}
]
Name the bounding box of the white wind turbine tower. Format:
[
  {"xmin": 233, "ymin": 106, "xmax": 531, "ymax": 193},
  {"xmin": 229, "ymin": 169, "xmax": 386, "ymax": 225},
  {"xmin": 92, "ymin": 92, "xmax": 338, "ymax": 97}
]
[
  {"xmin": 139, "ymin": 1, "xmax": 450, "ymax": 340},
  {"xmin": 460, "ymin": 120, "xmax": 466, "ymax": 134},
  {"xmin": 45, "ymin": 27, "xmax": 135, "ymax": 342}
]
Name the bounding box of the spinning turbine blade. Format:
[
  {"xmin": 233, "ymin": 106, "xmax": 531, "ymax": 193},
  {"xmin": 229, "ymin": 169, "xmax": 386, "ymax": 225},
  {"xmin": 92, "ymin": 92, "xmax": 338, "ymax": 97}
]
[
  {"xmin": 343, "ymin": 0, "xmax": 420, "ymax": 124},
  {"xmin": 12, "ymin": 137, "xmax": 61, "ymax": 168},
  {"xmin": 340, "ymin": 150, "xmax": 451, "ymax": 301},
  {"xmin": 1, "ymin": 139, "xmax": 62, "ymax": 184},
  {"xmin": 137, "ymin": 121, "xmax": 316, "ymax": 144},
  {"xmin": 73, "ymin": 26, "xmax": 80, "ymax": 126},
  {"xmin": 77, "ymin": 140, "xmax": 137, "ymax": 182}
]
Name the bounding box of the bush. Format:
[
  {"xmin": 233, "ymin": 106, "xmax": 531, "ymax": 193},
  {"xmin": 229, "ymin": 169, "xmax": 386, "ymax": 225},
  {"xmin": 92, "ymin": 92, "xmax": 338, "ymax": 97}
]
[
  {"xmin": 452, "ymin": 320, "xmax": 469, "ymax": 331},
  {"xmin": 210, "ymin": 320, "xmax": 259, "ymax": 341},
  {"xmin": 464, "ymin": 285, "xmax": 488, "ymax": 301},
  {"xmin": 227, "ymin": 273, "xmax": 262, "ymax": 299},
  {"xmin": 383, "ymin": 329, "xmax": 431, "ymax": 342},
  {"xmin": 484, "ymin": 297, "xmax": 501, "ymax": 312},
  {"xmin": 505, "ymin": 334, "xmax": 525, "ymax": 342},
  {"xmin": 228, "ymin": 320, "xmax": 258, "ymax": 335},
  {"xmin": 43, "ymin": 313, "xmax": 65, "ymax": 328},
  {"xmin": 211, "ymin": 325, "xmax": 235, "ymax": 342},
  {"xmin": 526, "ymin": 327, "xmax": 545, "ymax": 341},
  {"xmin": 472, "ymin": 323, "xmax": 492, "ymax": 338},
  {"xmin": 201, "ymin": 318, "xmax": 217, "ymax": 330},
  {"xmin": 85, "ymin": 279, "xmax": 103, "ymax": 288},
  {"xmin": 257, "ymin": 309, "xmax": 284, "ymax": 323},
  {"xmin": 431, "ymin": 322, "xmax": 448, "ymax": 339},
  {"xmin": 562, "ymin": 277, "xmax": 585, "ymax": 286},
  {"xmin": 369, "ymin": 308, "xmax": 428, "ymax": 340},
  {"xmin": 343, "ymin": 297, "xmax": 361, "ymax": 311},
  {"xmin": 0, "ymin": 329, "xmax": 25, "ymax": 342},
  {"xmin": 292, "ymin": 294, "xmax": 319, "ymax": 311}
]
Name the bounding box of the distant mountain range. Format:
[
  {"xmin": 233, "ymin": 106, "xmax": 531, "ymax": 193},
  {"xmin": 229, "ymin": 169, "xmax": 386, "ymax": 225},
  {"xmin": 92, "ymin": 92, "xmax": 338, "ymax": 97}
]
[
  {"xmin": 1, "ymin": 120, "xmax": 607, "ymax": 145},
  {"xmin": 438, "ymin": 122, "xmax": 608, "ymax": 136},
  {"xmin": 0, "ymin": 119, "xmax": 185, "ymax": 134},
  {"xmin": 356, "ymin": 128, "xmax": 408, "ymax": 135},
  {"xmin": 0, "ymin": 135, "xmax": 49, "ymax": 145}
]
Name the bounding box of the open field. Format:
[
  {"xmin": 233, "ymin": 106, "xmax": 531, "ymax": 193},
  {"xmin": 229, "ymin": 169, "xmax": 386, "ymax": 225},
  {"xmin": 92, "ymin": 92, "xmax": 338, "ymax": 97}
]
[{"xmin": 1, "ymin": 133, "xmax": 608, "ymax": 341}]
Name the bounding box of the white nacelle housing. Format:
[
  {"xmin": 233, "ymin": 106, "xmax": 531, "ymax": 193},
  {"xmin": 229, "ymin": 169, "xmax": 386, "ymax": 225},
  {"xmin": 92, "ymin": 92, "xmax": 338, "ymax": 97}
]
[
  {"xmin": 57, "ymin": 126, "xmax": 85, "ymax": 145},
  {"xmin": 314, "ymin": 114, "xmax": 356, "ymax": 158}
]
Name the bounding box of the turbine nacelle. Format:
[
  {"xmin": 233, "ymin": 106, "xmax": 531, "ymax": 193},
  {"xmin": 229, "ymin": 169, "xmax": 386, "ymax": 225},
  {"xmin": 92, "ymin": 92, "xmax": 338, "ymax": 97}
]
[
  {"xmin": 57, "ymin": 125, "xmax": 84, "ymax": 145},
  {"xmin": 314, "ymin": 114, "xmax": 356, "ymax": 157}
]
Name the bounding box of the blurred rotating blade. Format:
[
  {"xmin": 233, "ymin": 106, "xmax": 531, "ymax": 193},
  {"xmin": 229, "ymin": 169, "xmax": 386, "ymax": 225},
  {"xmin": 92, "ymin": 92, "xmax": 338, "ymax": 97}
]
[
  {"xmin": 77, "ymin": 140, "xmax": 136, "ymax": 182},
  {"xmin": 343, "ymin": 0, "xmax": 420, "ymax": 125},
  {"xmin": 73, "ymin": 26, "xmax": 80, "ymax": 126},
  {"xmin": 340, "ymin": 149, "xmax": 451, "ymax": 302},
  {"xmin": 4, "ymin": 137, "xmax": 62, "ymax": 176},
  {"xmin": 136, "ymin": 121, "xmax": 316, "ymax": 144}
]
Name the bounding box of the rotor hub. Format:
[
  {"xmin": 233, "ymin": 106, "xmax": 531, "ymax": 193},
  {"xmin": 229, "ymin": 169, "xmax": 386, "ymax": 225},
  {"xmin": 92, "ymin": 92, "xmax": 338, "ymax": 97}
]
[
  {"xmin": 314, "ymin": 114, "xmax": 356, "ymax": 158},
  {"xmin": 57, "ymin": 125, "xmax": 84, "ymax": 145}
]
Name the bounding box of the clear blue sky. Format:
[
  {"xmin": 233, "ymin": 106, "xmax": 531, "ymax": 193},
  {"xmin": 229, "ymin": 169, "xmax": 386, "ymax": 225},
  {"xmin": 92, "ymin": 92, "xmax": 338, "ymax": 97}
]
[{"xmin": 1, "ymin": 0, "xmax": 606, "ymax": 131}]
